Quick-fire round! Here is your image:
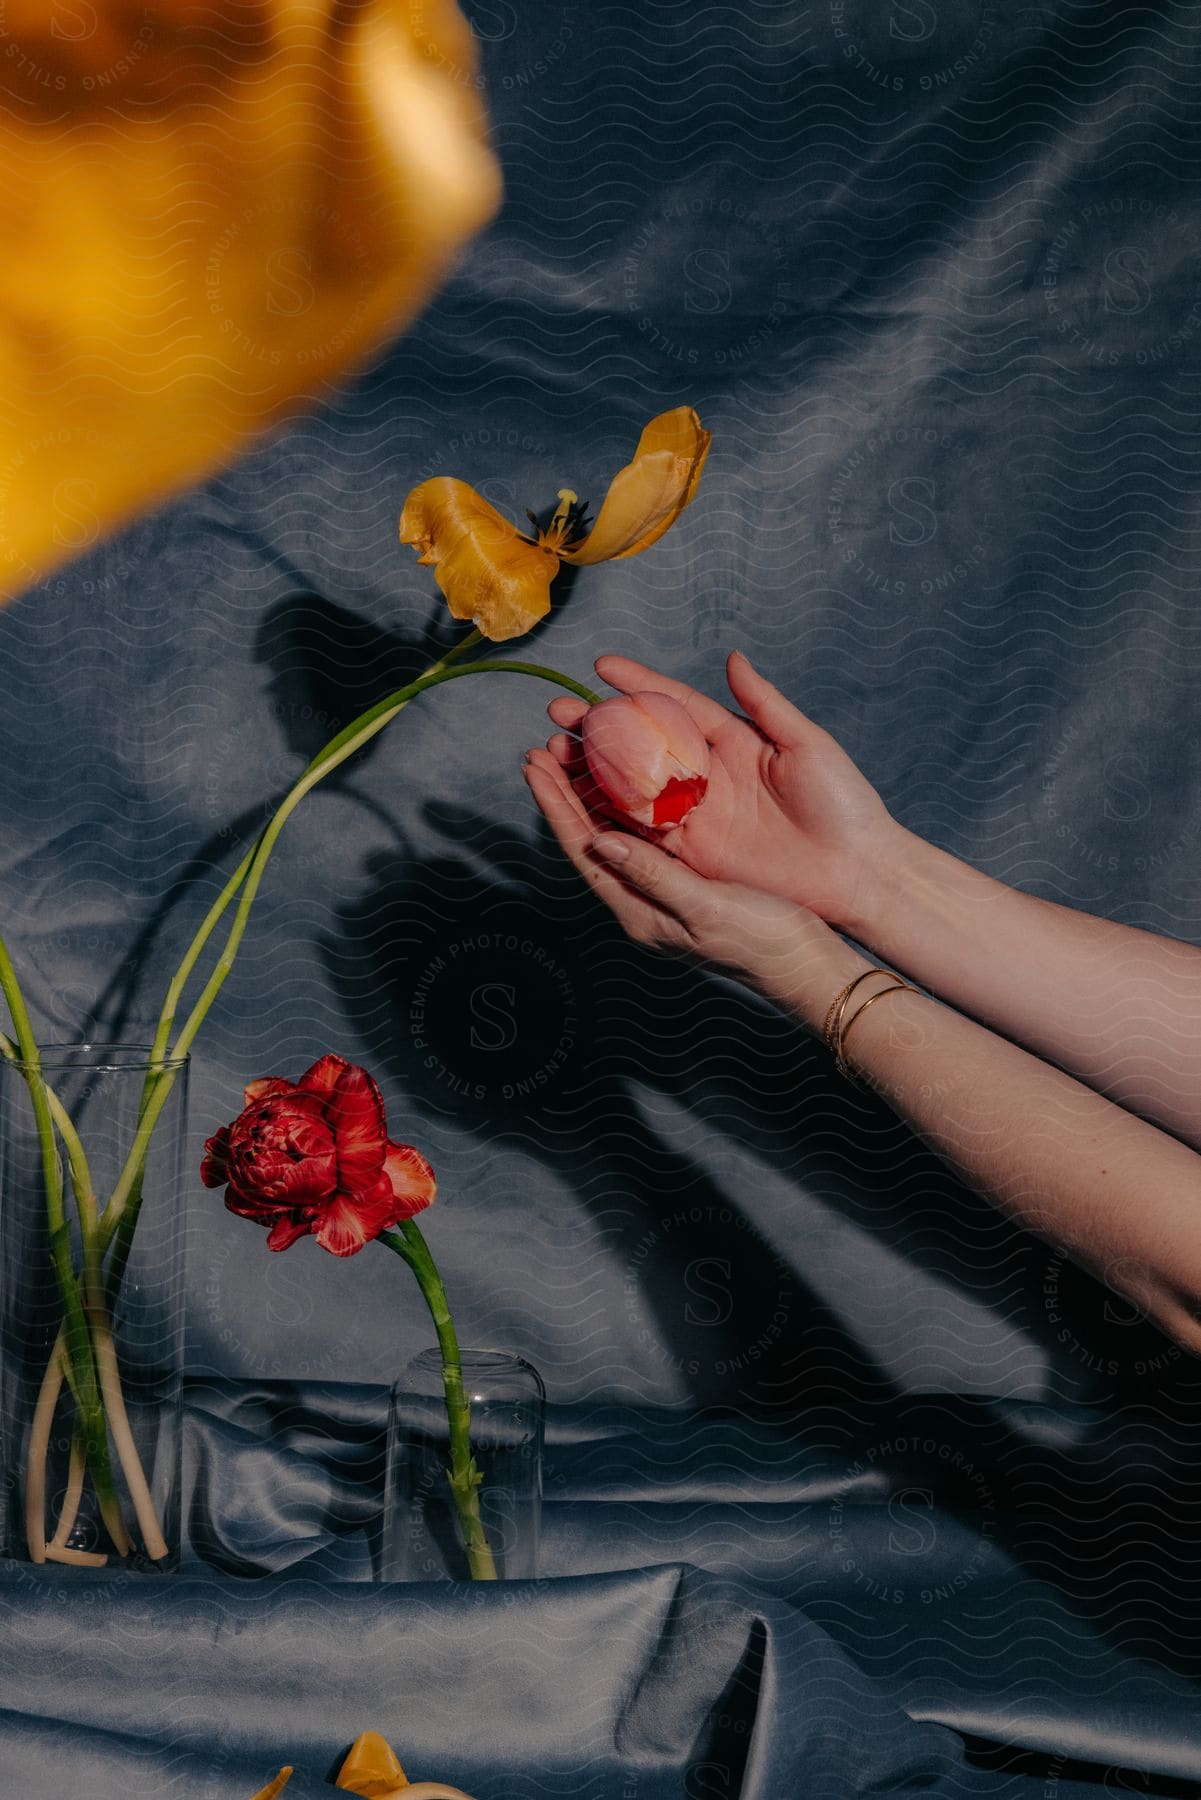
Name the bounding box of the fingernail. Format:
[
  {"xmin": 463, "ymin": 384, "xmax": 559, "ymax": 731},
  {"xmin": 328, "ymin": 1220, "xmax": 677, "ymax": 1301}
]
[{"xmin": 592, "ymin": 835, "xmax": 630, "ymax": 863}]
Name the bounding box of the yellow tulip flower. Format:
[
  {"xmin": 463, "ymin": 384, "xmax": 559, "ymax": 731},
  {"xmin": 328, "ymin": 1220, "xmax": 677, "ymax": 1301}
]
[
  {"xmin": 398, "ymin": 405, "xmax": 712, "ymax": 641},
  {"xmin": 0, "ymin": 0, "xmax": 500, "ymax": 598}
]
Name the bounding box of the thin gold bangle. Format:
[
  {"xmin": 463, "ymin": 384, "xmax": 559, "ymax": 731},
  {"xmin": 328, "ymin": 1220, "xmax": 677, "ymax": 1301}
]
[
  {"xmin": 823, "ymin": 968, "xmax": 894, "ymax": 1057},
  {"xmin": 835, "ymin": 981, "xmax": 915, "ymax": 1083}
]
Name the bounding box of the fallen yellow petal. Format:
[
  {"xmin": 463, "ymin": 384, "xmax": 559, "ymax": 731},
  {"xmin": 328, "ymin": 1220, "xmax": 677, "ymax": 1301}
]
[
  {"xmin": 0, "ymin": 0, "xmax": 500, "ymax": 600},
  {"xmin": 399, "ymin": 478, "xmax": 560, "ymax": 642},
  {"xmin": 337, "ymin": 1728, "xmax": 409, "ymax": 1796},
  {"xmin": 248, "ymin": 1768, "xmax": 293, "ymax": 1800},
  {"xmin": 562, "ymin": 407, "xmax": 712, "ymax": 566}
]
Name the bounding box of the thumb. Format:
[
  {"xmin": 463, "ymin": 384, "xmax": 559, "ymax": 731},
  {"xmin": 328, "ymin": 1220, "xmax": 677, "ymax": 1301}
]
[{"xmin": 726, "ymin": 650, "xmax": 811, "ymax": 748}]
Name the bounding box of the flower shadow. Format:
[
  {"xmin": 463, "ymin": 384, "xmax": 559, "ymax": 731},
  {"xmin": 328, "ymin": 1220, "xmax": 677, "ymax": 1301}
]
[
  {"xmin": 92, "ymin": 594, "xmax": 464, "ymax": 1040},
  {"xmin": 318, "ymin": 797, "xmax": 984, "ymax": 1424}
]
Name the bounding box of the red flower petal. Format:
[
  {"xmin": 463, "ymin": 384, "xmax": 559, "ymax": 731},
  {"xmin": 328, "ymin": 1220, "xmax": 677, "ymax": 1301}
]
[
  {"xmin": 226, "ymin": 1095, "xmax": 337, "ymax": 1205},
  {"xmin": 384, "ymin": 1141, "xmax": 437, "ymax": 1218},
  {"xmin": 266, "ymin": 1212, "xmax": 315, "ymax": 1253},
  {"xmin": 296, "ymin": 1054, "xmax": 351, "ymax": 1100},
  {"xmin": 224, "ymin": 1186, "xmax": 277, "ymax": 1224},
  {"xmin": 329, "ymin": 1064, "xmax": 388, "ymax": 1190},
  {"xmin": 313, "ymin": 1181, "xmax": 396, "ymax": 1257},
  {"xmin": 244, "ymin": 1076, "xmax": 293, "ymax": 1105},
  {"xmin": 200, "ymin": 1127, "xmax": 231, "ymax": 1188},
  {"xmin": 651, "ymin": 774, "xmax": 708, "ymax": 827}
]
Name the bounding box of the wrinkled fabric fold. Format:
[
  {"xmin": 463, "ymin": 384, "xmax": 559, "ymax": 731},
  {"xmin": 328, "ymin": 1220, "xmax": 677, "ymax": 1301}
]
[
  {"xmin": 160, "ymin": 1378, "xmax": 1201, "ymax": 1793},
  {"xmin": 0, "ymin": 1558, "xmax": 1087, "ymax": 1799}
]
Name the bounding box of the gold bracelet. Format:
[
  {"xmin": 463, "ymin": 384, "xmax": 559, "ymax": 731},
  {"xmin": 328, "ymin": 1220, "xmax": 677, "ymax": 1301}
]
[
  {"xmin": 823, "ymin": 968, "xmax": 893, "ymax": 1057},
  {"xmin": 835, "ymin": 981, "xmax": 915, "ymax": 1083}
]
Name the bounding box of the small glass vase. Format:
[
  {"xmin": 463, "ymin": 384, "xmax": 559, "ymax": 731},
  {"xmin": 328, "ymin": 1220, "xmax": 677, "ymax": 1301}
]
[
  {"xmin": 382, "ymin": 1347, "xmax": 545, "ymax": 1582},
  {"xmin": 0, "ymin": 1045, "xmax": 188, "ymax": 1572}
]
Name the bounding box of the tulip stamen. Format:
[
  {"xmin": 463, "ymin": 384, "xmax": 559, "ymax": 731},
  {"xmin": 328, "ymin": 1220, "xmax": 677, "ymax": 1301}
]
[{"xmin": 537, "ymin": 487, "xmax": 589, "ymax": 553}]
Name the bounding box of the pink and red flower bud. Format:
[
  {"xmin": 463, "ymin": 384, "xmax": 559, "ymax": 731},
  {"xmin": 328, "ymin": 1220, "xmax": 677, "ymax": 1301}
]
[{"xmin": 581, "ymin": 690, "xmax": 710, "ymax": 830}]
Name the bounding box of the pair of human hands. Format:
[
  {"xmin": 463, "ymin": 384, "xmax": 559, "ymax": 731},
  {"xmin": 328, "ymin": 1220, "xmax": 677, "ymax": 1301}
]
[{"xmin": 522, "ymin": 650, "xmax": 896, "ymax": 999}]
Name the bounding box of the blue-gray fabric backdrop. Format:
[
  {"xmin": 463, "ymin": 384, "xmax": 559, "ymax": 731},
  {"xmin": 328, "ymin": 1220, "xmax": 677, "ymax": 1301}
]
[{"xmin": 2, "ymin": 3, "xmax": 1201, "ymax": 1796}]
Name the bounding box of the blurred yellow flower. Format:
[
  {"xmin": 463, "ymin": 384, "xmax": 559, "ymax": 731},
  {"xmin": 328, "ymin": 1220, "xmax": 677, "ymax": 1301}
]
[
  {"xmin": 398, "ymin": 406, "xmax": 712, "ymax": 641},
  {"xmin": 0, "ymin": 0, "xmax": 500, "ymax": 598}
]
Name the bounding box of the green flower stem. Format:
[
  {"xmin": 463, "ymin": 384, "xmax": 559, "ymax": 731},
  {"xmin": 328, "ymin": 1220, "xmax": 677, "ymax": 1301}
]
[
  {"xmin": 100, "ymin": 656, "xmax": 603, "ymax": 1249},
  {"xmin": 80, "ymin": 1248, "xmax": 167, "ymax": 1560},
  {"xmin": 137, "ymin": 634, "xmax": 484, "ymax": 1110},
  {"xmin": 92, "ymin": 842, "xmax": 264, "ymax": 1281},
  {"xmin": 0, "ymin": 947, "xmax": 63, "ymax": 1231},
  {"xmin": 141, "ymin": 633, "xmax": 482, "ymax": 1099},
  {"xmin": 380, "ymin": 1224, "xmax": 498, "ymax": 1581},
  {"xmin": 0, "ymin": 1031, "xmax": 94, "ymax": 1209},
  {"xmin": 0, "ymin": 955, "xmax": 126, "ymax": 1556}
]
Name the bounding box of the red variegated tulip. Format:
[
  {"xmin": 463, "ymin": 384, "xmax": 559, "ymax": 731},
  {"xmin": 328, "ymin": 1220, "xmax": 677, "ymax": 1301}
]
[
  {"xmin": 581, "ymin": 690, "xmax": 710, "ymax": 830},
  {"xmin": 201, "ymin": 1055, "xmax": 434, "ymax": 1257}
]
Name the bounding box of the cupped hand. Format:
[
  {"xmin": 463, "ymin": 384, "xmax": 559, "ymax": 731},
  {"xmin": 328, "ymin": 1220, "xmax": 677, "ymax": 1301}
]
[
  {"xmin": 522, "ymin": 744, "xmax": 838, "ymax": 1007},
  {"xmin": 542, "ymin": 651, "xmax": 898, "ymax": 933}
]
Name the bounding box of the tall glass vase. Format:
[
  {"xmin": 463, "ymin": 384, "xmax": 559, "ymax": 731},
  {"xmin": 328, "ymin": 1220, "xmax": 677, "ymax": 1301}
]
[{"xmin": 0, "ymin": 1046, "xmax": 187, "ymax": 1572}]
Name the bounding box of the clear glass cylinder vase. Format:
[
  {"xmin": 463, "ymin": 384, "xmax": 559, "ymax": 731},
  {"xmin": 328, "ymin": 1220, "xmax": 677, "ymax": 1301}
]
[
  {"xmin": 382, "ymin": 1347, "xmax": 545, "ymax": 1582},
  {"xmin": 0, "ymin": 1045, "xmax": 188, "ymax": 1572}
]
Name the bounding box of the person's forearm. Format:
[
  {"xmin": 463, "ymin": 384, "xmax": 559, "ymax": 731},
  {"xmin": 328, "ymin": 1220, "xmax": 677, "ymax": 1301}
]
[
  {"xmin": 755, "ymin": 929, "xmax": 1201, "ymax": 1356},
  {"xmin": 849, "ymin": 825, "xmax": 1201, "ymax": 1149}
]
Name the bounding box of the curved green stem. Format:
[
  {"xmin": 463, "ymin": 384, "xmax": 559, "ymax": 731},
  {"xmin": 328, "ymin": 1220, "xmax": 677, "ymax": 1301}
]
[
  {"xmin": 0, "ymin": 1031, "xmax": 94, "ymax": 1207},
  {"xmin": 100, "ymin": 655, "xmax": 602, "ymax": 1249},
  {"xmin": 142, "ymin": 632, "xmax": 482, "ymax": 1095},
  {"xmin": 381, "ymin": 1224, "xmax": 497, "ymax": 1581},
  {"xmin": 0, "ymin": 952, "xmax": 124, "ymax": 1553},
  {"xmin": 140, "ymin": 634, "xmax": 483, "ymax": 1089},
  {"xmin": 0, "ymin": 947, "xmax": 63, "ymax": 1230}
]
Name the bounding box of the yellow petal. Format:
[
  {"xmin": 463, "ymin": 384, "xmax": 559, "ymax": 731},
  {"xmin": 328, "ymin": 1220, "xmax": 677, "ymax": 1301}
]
[
  {"xmin": 0, "ymin": 0, "xmax": 501, "ymax": 600},
  {"xmin": 561, "ymin": 407, "xmax": 712, "ymax": 566},
  {"xmin": 337, "ymin": 1729, "xmax": 409, "ymax": 1796},
  {"xmin": 399, "ymin": 479, "xmax": 560, "ymax": 642},
  {"xmin": 248, "ymin": 1769, "xmax": 294, "ymax": 1800}
]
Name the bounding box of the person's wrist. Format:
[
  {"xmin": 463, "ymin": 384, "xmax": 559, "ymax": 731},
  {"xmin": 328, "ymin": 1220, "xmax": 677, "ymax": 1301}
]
[
  {"xmin": 836, "ymin": 817, "xmax": 923, "ymax": 943},
  {"xmin": 742, "ymin": 909, "xmax": 874, "ymax": 1031}
]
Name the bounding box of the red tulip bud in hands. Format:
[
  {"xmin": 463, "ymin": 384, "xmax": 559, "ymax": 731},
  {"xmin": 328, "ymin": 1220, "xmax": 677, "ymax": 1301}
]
[{"xmin": 581, "ymin": 690, "xmax": 710, "ymax": 830}]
